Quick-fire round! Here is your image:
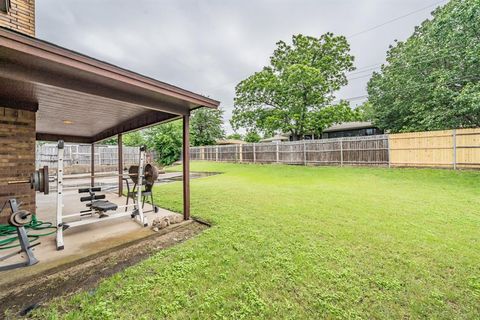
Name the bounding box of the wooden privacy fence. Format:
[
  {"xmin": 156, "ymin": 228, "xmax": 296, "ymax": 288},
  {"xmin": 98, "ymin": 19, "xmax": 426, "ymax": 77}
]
[
  {"xmin": 36, "ymin": 144, "xmax": 140, "ymax": 170},
  {"xmin": 190, "ymin": 135, "xmax": 389, "ymax": 166},
  {"xmin": 389, "ymin": 128, "xmax": 480, "ymax": 169},
  {"xmin": 191, "ymin": 128, "xmax": 480, "ymax": 169}
]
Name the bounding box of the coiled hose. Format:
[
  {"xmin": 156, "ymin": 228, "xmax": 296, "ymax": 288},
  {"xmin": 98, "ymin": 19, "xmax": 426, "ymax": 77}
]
[{"xmin": 0, "ymin": 215, "xmax": 56, "ymax": 249}]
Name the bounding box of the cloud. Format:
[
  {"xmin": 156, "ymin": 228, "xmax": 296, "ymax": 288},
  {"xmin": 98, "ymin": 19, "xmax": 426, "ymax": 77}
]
[{"xmin": 37, "ymin": 0, "xmax": 439, "ymax": 133}]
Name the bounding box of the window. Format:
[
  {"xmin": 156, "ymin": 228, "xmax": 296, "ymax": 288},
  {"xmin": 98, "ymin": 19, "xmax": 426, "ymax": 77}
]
[
  {"xmin": 0, "ymin": 0, "xmax": 10, "ymax": 13},
  {"xmin": 366, "ymin": 128, "xmax": 374, "ymax": 135}
]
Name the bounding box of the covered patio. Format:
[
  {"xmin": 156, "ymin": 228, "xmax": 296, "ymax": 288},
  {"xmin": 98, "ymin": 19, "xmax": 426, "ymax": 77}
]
[{"xmin": 0, "ymin": 27, "xmax": 219, "ymax": 285}]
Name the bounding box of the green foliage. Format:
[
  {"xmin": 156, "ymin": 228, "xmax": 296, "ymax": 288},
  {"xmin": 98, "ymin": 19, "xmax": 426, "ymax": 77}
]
[
  {"xmin": 190, "ymin": 108, "xmax": 225, "ymax": 146},
  {"xmin": 367, "ymin": 0, "xmax": 480, "ymax": 132},
  {"xmin": 144, "ymin": 121, "xmax": 183, "ymax": 166},
  {"xmin": 226, "ymin": 133, "xmax": 243, "ymax": 140},
  {"xmin": 99, "ymin": 137, "xmax": 117, "ymax": 145},
  {"xmin": 244, "ymin": 131, "xmax": 261, "ymax": 143},
  {"xmin": 33, "ymin": 163, "xmax": 480, "ymax": 318},
  {"xmin": 231, "ymin": 33, "xmax": 355, "ymax": 140},
  {"xmin": 308, "ymin": 101, "xmax": 363, "ymax": 136},
  {"xmin": 122, "ymin": 131, "xmax": 146, "ymax": 147},
  {"xmin": 356, "ymin": 101, "xmax": 375, "ymax": 121},
  {"xmin": 98, "ymin": 131, "xmax": 146, "ymax": 146}
]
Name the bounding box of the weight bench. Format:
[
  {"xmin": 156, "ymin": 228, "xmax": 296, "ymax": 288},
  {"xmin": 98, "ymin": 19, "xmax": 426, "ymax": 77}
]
[{"xmin": 79, "ymin": 187, "xmax": 118, "ymax": 217}]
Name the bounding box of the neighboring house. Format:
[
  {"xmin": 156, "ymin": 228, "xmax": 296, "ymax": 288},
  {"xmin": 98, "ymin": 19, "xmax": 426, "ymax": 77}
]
[
  {"xmin": 321, "ymin": 122, "xmax": 383, "ymax": 139},
  {"xmin": 216, "ymin": 139, "xmax": 245, "ymax": 145},
  {"xmin": 259, "ymin": 135, "xmax": 290, "ymax": 143},
  {"xmin": 283, "ymin": 133, "xmax": 321, "ymax": 141}
]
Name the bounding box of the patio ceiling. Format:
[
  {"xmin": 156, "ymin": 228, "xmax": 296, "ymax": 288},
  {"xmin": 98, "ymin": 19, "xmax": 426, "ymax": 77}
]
[{"xmin": 0, "ymin": 27, "xmax": 219, "ymax": 143}]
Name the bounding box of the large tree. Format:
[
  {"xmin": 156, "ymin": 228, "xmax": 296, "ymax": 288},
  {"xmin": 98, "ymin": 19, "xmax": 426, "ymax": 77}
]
[
  {"xmin": 190, "ymin": 108, "xmax": 225, "ymax": 146},
  {"xmin": 144, "ymin": 121, "xmax": 183, "ymax": 166},
  {"xmin": 367, "ymin": 0, "xmax": 480, "ymax": 132},
  {"xmin": 231, "ymin": 33, "xmax": 355, "ymax": 140}
]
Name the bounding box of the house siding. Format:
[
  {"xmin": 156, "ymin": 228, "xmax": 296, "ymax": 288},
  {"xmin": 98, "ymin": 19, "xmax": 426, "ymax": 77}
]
[{"xmin": 0, "ymin": 0, "xmax": 35, "ymax": 36}]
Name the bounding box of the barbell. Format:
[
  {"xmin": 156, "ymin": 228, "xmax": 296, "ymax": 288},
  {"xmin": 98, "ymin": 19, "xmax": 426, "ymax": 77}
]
[
  {"xmin": 7, "ymin": 166, "xmax": 50, "ymax": 195},
  {"xmin": 7, "ymin": 164, "xmax": 159, "ymax": 195}
]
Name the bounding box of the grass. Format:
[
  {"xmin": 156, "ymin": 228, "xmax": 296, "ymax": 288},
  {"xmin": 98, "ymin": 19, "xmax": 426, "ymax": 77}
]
[{"xmin": 33, "ymin": 162, "xmax": 480, "ymax": 319}]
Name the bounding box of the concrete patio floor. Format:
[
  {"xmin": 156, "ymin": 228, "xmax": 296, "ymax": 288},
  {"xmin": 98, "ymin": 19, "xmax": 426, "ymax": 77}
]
[{"xmin": 0, "ymin": 175, "xmax": 184, "ymax": 286}]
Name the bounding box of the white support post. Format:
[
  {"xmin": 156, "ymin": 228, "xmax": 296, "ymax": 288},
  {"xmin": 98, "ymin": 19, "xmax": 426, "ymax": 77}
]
[
  {"xmin": 253, "ymin": 143, "xmax": 256, "ymax": 163},
  {"xmin": 135, "ymin": 146, "xmax": 148, "ymax": 227},
  {"xmin": 56, "ymin": 140, "xmax": 65, "ymax": 250},
  {"xmin": 453, "ymin": 129, "xmax": 457, "ymax": 170},
  {"xmin": 340, "ymin": 138, "xmax": 344, "ymax": 167},
  {"xmin": 276, "ymin": 142, "xmax": 280, "ymax": 164}
]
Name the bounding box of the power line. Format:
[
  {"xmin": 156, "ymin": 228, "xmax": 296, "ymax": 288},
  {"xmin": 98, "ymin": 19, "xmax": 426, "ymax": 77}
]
[
  {"xmin": 208, "ymin": 42, "xmax": 472, "ymax": 92},
  {"xmin": 347, "ymin": 66, "xmax": 381, "ymax": 76},
  {"xmin": 337, "ymin": 74, "xmax": 479, "ymax": 104},
  {"xmin": 207, "ymin": 1, "xmax": 449, "ymax": 93},
  {"xmin": 346, "ymin": 44, "xmax": 476, "ymax": 81},
  {"xmin": 347, "ymin": 0, "xmax": 447, "ymax": 39},
  {"xmin": 333, "ymin": 95, "xmax": 369, "ymax": 103},
  {"xmin": 347, "ymin": 73, "xmax": 376, "ymax": 81}
]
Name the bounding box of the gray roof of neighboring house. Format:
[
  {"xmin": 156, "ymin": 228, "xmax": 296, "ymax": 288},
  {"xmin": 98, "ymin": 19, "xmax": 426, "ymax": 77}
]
[
  {"xmin": 259, "ymin": 135, "xmax": 290, "ymax": 143},
  {"xmin": 216, "ymin": 139, "xmax": 245, "ymax": 145},
  {"xmin": 323, "ymin": 121, "xmax": 375, "ymax": 133}
]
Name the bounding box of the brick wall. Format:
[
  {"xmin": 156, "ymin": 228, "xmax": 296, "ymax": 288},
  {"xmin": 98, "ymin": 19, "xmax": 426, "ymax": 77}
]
[
  {"xmin": 0, "ymin": 0, "xmax": 35, "ymax": 36},
  {"xmin": 0, "ymin": 107, "xmax": 36, "ymax": 223}
]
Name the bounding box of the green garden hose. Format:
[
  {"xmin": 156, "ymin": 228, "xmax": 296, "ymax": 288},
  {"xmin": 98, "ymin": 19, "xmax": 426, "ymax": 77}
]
[{"xmin": 0, "ymin": 215, "xmax": 56, "ymax": 250}]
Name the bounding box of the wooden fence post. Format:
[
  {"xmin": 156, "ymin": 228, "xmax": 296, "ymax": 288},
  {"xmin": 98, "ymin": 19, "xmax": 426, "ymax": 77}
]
[
  {"xmin": 253, "ymin": 143, "xmax": 256, "ymax": 163},
  {"xmin": 276, "ymin": 142, "xmax": 279, "ymax": 164},
  {"xmin": 216, "ymin": 146, "xmax": 219, "ymax": 162},
  {"xmin": 340, "ymin": 138, "xmax": 344, "ymax": 167},
  {"xmin": 239, "ymin": 144, "xmax": 243, "ymax": 162},
  {"xmin": 387, "ymin": 135, "xmax": 391, "ymax": 168},
  {"xmin": 453, "ymin": 129, "xmax": 457, "ymax": 170},
  {"xmin": 303, "ymin": 141, "xmax": 307, "ymax": 166}
]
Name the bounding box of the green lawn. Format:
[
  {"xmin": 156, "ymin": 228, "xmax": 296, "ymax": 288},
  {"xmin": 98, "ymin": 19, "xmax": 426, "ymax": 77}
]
[{"xmin": 35, "ymin": 163, "xmax": 480, "ymax": 319}]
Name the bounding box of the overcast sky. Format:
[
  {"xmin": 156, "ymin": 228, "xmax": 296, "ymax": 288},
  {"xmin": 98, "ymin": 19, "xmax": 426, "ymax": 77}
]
[{"xmin": 37, "ymin": 0, "xmax": 446, "ymax": 133}]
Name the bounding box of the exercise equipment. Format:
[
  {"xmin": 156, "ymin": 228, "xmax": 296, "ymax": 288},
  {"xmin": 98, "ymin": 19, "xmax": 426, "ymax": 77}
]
[
  {"xmin": 55, "ymin": 142, "xmax": 151, "ymax": 250},
  {"xmin": 128, "ymin": 164, "xmax": 159, "ymax": 185},
  {"xmin": 79, "ymin": 187, "xmax": 118, "ymax": 218},
  {"xmin": 7, "ymin": 166, "xmax": 49, "ymax": 195},
  {"xmin": 0, "ymin": 199, "xmax": 39, "ymax": 271},
  {"xmin": 125, "ymin": 163, "xmax": 159, "ymax": 214},
  {"xmin": 7, "ymin": 161, "xmax": 156, "ymax": 196}
]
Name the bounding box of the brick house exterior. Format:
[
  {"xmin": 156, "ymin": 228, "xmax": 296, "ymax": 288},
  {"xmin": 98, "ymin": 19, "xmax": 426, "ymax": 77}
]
[
  {"xmin": 0, "ymin": 0, "xmax": 35, "ymax": 36},
  {"xmin": 0, "ymin": 0, "xmax": 36, "ymax": 223}
]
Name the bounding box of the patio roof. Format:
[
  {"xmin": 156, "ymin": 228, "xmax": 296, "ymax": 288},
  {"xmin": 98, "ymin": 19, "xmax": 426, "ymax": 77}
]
[{"xmin": 0, "ymin": 27, "xmax": 220, "ymax": 143}]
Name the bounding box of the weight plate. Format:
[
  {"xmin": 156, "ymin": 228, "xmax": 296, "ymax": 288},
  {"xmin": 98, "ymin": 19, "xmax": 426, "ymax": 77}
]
[
  {"xmin": 128, "ymin": 164, "xmax": 158, "ymax": 186},
  {"xmin": 39, "ymin": 166, "xmax": 49, "ymax": 195},
  {"xmin": 9, "ymin": 210, "xmax": 32, "ymax": 227}
]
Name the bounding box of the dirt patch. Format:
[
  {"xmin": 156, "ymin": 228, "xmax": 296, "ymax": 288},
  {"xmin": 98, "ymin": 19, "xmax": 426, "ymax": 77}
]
[{"xmin": 0, "ymin": 220, "xmax": 208, "ymax": 318}]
